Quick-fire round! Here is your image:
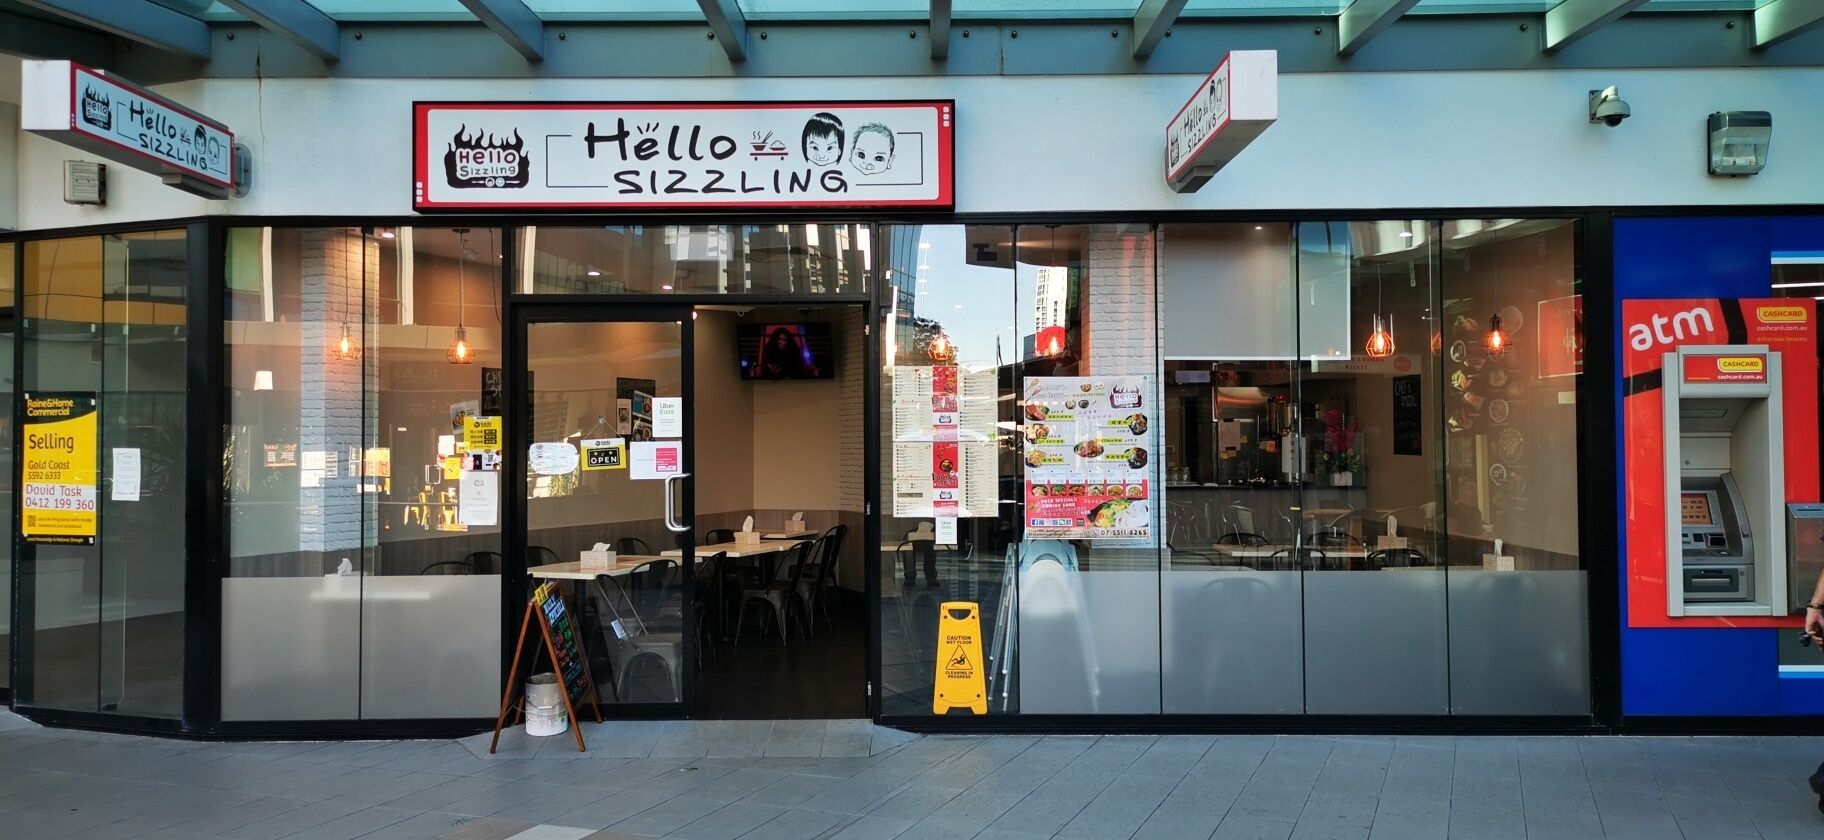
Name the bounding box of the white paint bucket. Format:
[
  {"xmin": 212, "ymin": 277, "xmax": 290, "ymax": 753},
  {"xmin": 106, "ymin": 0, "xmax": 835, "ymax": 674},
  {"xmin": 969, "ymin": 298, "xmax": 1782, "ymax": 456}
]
[{"xmin": 524, "ymin": 673, "xmax": 568, "ymax": 737}]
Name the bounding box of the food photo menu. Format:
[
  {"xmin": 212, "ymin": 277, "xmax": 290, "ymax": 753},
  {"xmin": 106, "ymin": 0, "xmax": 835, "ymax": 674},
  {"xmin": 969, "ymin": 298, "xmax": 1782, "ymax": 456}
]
[{"xmin": 1022, "ymin": 376, "xmax": 1155, "ymax": 540}]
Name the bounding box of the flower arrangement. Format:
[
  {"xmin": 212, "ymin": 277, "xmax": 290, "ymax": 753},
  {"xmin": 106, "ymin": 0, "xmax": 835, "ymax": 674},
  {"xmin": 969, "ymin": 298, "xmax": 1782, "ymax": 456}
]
[{"xmin": 1321, "ymin": 409, "xmax": 1362, "ymax": 475}]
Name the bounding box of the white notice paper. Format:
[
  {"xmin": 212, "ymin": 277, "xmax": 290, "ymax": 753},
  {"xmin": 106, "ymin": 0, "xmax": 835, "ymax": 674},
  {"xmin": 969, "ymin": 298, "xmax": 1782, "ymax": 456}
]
[
  {"xmin": 935, "ymin": 516, "xmax": 958, "ymax": 545},
  {"xmin": 653, "ymin": 397, "xmax": 683, "ymax": 438},
  {"xmin": 528, "ymin": 442, "xmax": 580, "ymax": 476},
  {"xmin": 459, "ymin": 470, "xmax": 499, "ymax": 526},
  {"xmin": 630, "ymin": 440, "xmax": 684, "ymax": 480},
  {"xmin": 111, "ymin": 448, "xmax": 141, "ymax": 502}
]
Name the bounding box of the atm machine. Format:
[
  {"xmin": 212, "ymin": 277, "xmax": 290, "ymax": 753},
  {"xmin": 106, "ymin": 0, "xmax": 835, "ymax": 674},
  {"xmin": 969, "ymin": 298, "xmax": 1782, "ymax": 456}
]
[{"xmin": 1662, "ymin": 345, "xmax": 1787, "ymax": 616}]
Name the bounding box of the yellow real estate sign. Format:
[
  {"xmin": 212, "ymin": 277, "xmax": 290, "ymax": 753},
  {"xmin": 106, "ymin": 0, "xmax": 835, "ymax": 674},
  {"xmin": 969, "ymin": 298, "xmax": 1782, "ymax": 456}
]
[{"xmin": 20, "ymin": 392, "xmax": 99, "ymax": 545}]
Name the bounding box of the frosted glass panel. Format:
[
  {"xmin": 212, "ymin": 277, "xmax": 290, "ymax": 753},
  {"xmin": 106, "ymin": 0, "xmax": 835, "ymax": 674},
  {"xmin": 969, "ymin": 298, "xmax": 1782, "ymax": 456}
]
[
  {"xmin": 1303, "ymin": 570, "xmax": 1449, "ymax": 714},
  {"xmin": 222, "ymin": 577, "xmax": 362, "ymax": 720},
  {"xmin": 1163, "ymin": 570, "xmax": 1304, "ymax": 713},
  {"xmin": 1449, "ymin": 571, "xmax": 1591, "ymax": 715},
  {"xmin": 361, "ymin": 576, "xmax": 502, "ymax": 718},
  {"xmin": 1019, "ymin": 561, "xmax": 1161, "ymax": 714}
]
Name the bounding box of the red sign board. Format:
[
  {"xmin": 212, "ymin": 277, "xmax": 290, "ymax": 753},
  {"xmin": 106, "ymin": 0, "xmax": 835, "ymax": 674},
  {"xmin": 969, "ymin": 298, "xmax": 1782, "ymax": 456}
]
[{"xmin": 414, "ymin": 101, "xmax": 954, "ymax": 211}]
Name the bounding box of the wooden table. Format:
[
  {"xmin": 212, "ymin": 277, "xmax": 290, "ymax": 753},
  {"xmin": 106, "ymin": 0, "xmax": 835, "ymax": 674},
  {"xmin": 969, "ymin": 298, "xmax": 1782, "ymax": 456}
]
[
  {"xmin": 527, "ymin": 555, "xmax": 667, "ymax": 581},
  {"xmin": 1211, "ymin": 544, "xmax": 1370, "ymax": 560},
  {"xmin": 661, "ymin": 538, "xmax": 811, "ymax": 559}
]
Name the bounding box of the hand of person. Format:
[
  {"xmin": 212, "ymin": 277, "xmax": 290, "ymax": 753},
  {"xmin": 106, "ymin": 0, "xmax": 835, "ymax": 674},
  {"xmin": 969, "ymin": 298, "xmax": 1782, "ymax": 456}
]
[{"xmin": 1807, "ymin": 607, "xmax": 1824, "ymax": 650}]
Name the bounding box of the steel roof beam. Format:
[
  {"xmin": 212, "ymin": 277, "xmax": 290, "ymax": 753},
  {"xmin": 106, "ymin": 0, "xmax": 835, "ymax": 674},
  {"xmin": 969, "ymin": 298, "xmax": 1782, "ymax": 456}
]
[
  {"xmin": 1543, "ymin": 0, "xmax": 1650, "ymax": 53},
  {"xmin": 1337, "ymin": 0, "xmax": 1421, "ymax": 56},
  {"xmin": 698, "ymin": 0, "xmax": 747, "ymax": 62},
  {"xmin": 457, "ymin": 0, "xmax": 545, "ymax": 62},
  {"xmin": 1133, "ymin": 0, "xmax": 1188, "ymax": 59},
  {"xmin": 15, "ymin": 0, "xmax": 212, "ymax": 60},
  {"xmin": 931, "ymin": 0, "xmax": 951, "ymax": 60},
  {"xmin": 218, "ymin": 0, "xmax": 339, "ymax": 61},
  {"xmin": 0, "ymin": 10, "xmax": 115, "ymax": 65},
  {"xmin": 1753, "ymin": 0, "xmax": 1824, "ymax": 50}
]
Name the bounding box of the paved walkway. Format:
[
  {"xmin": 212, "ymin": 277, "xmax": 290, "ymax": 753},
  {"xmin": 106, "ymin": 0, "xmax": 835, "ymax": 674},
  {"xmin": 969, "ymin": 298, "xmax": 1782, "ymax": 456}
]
[{"xmin": 1, "ymin": 712, "xmax": 1821, "ymax": 839}]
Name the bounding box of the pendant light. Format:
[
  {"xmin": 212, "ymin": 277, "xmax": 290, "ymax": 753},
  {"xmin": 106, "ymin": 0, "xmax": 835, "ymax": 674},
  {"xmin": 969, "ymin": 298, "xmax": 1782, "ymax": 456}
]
[
  {"xmin": 447, "ymin": 228, "xmax": 475, "ymax": 365},
  {"xmin": 333, "ymin": 227, "xmax": 366, "ymax": 361},
  {"xmin": 1364, "ymin": 266, "xmax": 1394, "ymax": 359},
  {"xmin": 1483, "ymin": 313, "xmax": 1512, "ymax": 359},
  {"xmin": 1482, "ymin": 255, "xmax": 1511, "ymax": 359}
]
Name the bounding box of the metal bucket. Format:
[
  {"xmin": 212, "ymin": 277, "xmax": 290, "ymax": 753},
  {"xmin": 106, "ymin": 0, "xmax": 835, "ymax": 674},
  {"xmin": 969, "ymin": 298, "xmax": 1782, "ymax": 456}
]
[{"xmin": 524, "ymin": 673, "xmax": 568, "ymax": 736}]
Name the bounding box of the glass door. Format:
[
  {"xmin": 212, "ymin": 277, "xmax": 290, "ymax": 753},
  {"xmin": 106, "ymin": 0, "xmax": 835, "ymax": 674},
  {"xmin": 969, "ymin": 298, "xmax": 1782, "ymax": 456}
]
[{"xmin": 515, "ymin": 304, "xmax": 694, "ymax": 714}]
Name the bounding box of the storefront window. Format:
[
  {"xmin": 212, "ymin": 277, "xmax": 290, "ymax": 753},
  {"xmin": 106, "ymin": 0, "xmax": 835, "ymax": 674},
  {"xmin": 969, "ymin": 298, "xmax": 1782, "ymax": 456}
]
[
  {"xmin": 0, "ymin": 242, "xmax": 13, "ymax": 695},
  {"xmin": 520, "ymin": 224, "xmax": 870, "ymax": 295},
  {"xmin": 221, "ymin": 226, "xmax": 503, "ymax": 721},
  {"xmin": 17, "ymin": 231, "xmax": 188, "ymax": 718}
]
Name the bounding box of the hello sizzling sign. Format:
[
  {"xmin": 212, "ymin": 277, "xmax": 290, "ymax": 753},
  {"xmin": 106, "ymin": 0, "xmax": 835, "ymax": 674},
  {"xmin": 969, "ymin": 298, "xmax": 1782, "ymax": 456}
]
[{"xmin": 414, "ymin": 101, "xmax": 954, "ymax": 211}]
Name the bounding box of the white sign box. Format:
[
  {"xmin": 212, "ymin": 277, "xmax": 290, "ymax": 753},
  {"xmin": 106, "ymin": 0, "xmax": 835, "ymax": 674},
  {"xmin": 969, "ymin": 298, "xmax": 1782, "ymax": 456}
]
[
  {"xmin": 21, "ymin": 60, "xmax": 236, "ymax": 197},
  {"xmin": 1164, "ymin": 51, "xmax": 1278, "ymax": 194},
  {"xmin": 413, "ymin": 101, "xmax": 954, "ymax": 211}
]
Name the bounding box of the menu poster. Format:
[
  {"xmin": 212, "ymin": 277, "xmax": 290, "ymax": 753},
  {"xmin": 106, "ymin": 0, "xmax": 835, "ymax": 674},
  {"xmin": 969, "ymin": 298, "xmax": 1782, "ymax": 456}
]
[
  {"xmin": 1022, "ymin": 376, "xmax": 1154, "ymax": 540},
  {"xmin": 890, "ymin": 366, "xmax": 998, "ymax": 518},
  {"xmin": 933, "ymin": 442, "xmax": 959, "ymax": 489}
]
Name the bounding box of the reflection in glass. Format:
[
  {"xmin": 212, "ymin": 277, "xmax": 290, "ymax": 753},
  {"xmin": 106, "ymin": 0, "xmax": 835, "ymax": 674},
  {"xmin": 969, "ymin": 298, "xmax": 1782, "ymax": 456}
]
[
  {"xmin": 521, "ymin": 225, "xmax": 870, "ymax": 295},
  {"xmin": 19, "ymin": 232, "xmax": 188, "ymax": 718}
]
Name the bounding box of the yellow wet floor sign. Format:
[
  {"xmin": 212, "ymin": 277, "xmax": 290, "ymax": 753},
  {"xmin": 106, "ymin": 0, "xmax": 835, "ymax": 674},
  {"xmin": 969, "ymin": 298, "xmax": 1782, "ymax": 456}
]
[{"xmin": 934, "ymin": 601, "xmax": 986, "ymax": 715}]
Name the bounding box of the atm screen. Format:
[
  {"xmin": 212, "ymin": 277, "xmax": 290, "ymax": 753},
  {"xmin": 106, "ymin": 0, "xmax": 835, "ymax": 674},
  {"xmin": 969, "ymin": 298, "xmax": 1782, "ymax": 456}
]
[{"xmin": 1681, "ymin": 492, "xmax": 1715, "ymax": 526}]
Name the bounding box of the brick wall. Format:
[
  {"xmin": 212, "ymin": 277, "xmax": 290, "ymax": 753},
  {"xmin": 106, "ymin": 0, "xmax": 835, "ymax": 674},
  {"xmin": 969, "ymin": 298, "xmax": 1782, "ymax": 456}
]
[{"xmin": 298, "ymin": 229, "xmax": 379, "ymax": 554}]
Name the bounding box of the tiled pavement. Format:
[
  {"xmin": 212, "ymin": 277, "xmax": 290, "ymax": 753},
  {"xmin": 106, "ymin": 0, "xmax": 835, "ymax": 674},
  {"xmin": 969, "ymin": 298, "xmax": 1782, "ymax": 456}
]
[{"xmin": 1, "ymin": 712, "xmax": 1822, "ymax": 839}]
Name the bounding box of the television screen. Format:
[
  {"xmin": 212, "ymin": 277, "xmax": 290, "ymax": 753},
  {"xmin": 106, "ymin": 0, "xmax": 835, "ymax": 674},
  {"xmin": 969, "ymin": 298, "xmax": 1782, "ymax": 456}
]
[{"xmin": 737, "ymin": 323, "xmax": 835, "ymax": 380}]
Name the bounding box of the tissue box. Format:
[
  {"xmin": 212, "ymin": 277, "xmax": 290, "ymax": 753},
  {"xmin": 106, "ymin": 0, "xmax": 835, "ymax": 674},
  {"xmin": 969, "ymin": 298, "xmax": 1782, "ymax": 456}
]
[
  {"xmin": 1375, "ymin": 536, "xmax": 1409, "ymax": 550},
  {"xmin": 1481, "ymin": 553, "xmax": 1515, "ymax": 572},
  {"xmin": 734, "ymin": 531, "xmax": 763, "ymax": 546},
  {"xmin": 580, "ymin": 549, "xmax": 616, "ymax": 571}
]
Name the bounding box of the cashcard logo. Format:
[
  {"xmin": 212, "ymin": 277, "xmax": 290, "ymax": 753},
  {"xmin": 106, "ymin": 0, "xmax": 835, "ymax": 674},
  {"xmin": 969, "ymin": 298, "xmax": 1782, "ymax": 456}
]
[
  {"xmin": 1716, "ymin": 357, "xmax": 1765, "ymax": 373},
  {"xmin": 1756, "ymin": 305, "xmax": 1807, "ymax": 323}
]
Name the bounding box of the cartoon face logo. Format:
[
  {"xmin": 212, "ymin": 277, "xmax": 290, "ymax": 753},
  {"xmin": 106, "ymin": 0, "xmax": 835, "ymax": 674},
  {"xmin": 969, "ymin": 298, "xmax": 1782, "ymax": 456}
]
[
  {"xmin": 849, "ymin": 123, "xmax": 895, "ymax": 175},
  {"xmin": 801, "ymin": 112, "xmax": 844, "ymax": 167}
]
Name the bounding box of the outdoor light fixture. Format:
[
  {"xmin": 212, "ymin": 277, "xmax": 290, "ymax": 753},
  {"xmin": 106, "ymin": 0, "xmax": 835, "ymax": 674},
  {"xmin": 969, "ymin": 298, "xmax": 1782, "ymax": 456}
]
[
  {"xmin": 448, "ymin": 228, "xmax": 475, "ymax": 365},
  {"xmin": 1708, "ymin": 111, "xmax": 1771, "ymax": 176},
  {"xmin": 1483, "ymin": 314, "xmax": 1512, "ymax": 359},
  {"xmin": 334, "ymin": 228, "xmax": 368, "ymax": 361}
]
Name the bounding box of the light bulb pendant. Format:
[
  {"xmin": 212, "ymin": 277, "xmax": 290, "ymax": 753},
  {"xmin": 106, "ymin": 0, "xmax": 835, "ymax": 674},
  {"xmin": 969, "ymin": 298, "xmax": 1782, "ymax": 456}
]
[
  {"xmin": 1364, "ymin": 314, "xmax": 1395, "ymax": 359},
  {"xmin": 1483, "ymin": 313, "xmax": 1511, "ymax": 359},
  {"xmin": 447, "ymin": 325, "xmax": 474, "ymax": 365},
  {"xmin": 333, "ymin": 322, "xmax": 359, "ymax": 361}
]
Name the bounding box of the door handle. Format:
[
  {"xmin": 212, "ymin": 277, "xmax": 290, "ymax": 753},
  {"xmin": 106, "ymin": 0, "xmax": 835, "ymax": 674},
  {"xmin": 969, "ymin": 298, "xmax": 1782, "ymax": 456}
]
[{"xmin": 664, "ymin": 472, "xmax": 691, "ymax": 533}]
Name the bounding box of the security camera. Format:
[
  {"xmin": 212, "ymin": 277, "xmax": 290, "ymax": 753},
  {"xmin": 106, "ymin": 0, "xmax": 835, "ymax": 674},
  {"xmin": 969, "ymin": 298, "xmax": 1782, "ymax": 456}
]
[{"xmin": 1589, "ymin": 86, "xmax": 1630, "ymax": 127}]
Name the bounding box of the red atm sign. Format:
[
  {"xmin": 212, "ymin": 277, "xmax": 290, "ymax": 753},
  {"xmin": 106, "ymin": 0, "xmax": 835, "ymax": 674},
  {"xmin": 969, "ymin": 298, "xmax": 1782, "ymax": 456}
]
[{"xmin": 1684, "ymin": 354, "xmax": 1767, "ymax": 384}]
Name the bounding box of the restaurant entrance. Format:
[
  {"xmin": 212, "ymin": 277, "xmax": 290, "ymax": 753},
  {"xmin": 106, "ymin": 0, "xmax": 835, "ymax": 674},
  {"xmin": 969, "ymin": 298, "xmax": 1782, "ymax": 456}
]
[
  {"xmin": 510, "ymin": 300, "xmax": 869, "ymax": 720},
  {"xmin": 513, "ymin": 302, "xmax": 699, "ymax": 716}
]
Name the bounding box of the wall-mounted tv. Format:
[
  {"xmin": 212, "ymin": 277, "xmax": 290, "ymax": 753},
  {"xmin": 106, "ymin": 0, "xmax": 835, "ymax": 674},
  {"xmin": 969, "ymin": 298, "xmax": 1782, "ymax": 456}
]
[{"xmin": 738, "ymin": 322, "xmax": 835, "ymax": 380}]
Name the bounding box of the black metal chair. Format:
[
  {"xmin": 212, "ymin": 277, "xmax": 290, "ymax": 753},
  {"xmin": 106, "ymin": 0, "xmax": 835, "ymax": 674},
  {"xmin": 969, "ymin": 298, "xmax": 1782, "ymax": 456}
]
[
  {"xmin": 1266, "ymin": 546, "xmax": 1326, "ymax": 571},
  {"xmin": 420, "ymin": 560, "xmax": 476, "ymax": 575},
  {"xmin": 614, "ymin": 537, "xmax": 652, "ymax": 556},
  {"xmin": 798, "ymin": 525, "xmax": 847, "ymax": 635},
  {"xmin": 1217, "ymin": 531, "xmax": 1270, "ymax": 546},
  {"xmin": 704, "ymin": 528, "xmax": 736, "ymax": 545},
  {"xmin": 462, "ymin": 550, "xmax": 502, "ymax": 575},
  {"xmin": 1367, "ymin": 547, "xmax": 1430, "ymax": 569},
  {"xmin": 690, "ymin": 552, "xmax": 728, "ymax": 667},
  {"xmin": 526, "ymin": 545, "xmax": 560, "ymax": 569},
  {"xmin": 627, "ymin": 559, "xmax": 681, "ymax": 628},
  {"xmin": 736, "ymin": 540, "xmax": 814, "ymax": 646}
]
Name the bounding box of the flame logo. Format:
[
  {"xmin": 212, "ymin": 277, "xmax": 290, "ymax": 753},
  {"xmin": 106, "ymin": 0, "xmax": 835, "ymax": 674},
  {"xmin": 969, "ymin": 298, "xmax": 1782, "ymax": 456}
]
[
  {"xmin": 80, "ymin": 86, "xmax": 111, "ymax": 130},
  {"xmin": 443, "ymin": 124, "xmax": 531, "ymax": 189}
]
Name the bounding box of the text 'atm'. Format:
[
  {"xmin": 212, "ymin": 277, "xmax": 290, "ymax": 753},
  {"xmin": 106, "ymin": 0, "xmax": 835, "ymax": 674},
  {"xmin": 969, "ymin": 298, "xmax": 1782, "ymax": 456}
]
[{"xmin": 1663, "ymin": 345, "xmax": 1787, "ymax": 616}]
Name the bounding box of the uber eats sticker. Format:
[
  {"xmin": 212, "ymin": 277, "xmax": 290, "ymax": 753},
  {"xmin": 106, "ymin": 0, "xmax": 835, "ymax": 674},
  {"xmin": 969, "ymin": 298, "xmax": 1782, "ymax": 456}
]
[{"xmin": 21, "ymin": 392, "xmax": 99, "ymax": 545}]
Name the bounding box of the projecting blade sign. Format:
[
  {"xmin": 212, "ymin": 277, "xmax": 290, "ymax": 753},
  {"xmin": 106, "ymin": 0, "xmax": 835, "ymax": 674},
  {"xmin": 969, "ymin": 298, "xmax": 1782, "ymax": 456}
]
[
  {"xmin": 414, "ymin": 101, "xmax": 954, "ymax": 211},
  {"xmin": 21, "ymin": 60, "xmax": 241, "ymax": 199}
]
